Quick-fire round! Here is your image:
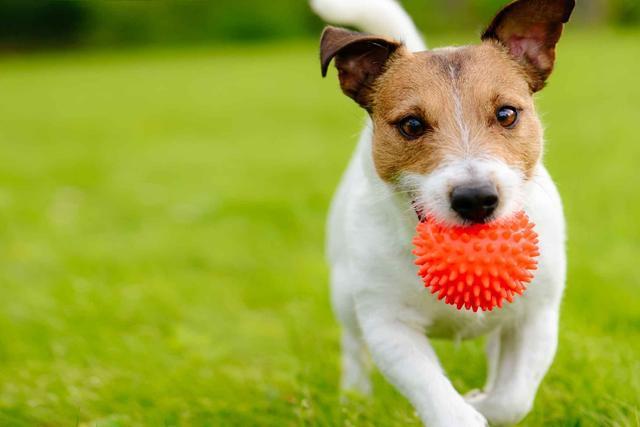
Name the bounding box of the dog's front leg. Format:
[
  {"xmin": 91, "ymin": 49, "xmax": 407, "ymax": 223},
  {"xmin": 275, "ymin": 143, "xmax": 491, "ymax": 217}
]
[
  {"xmin": 468, "ymin": 307, "xmax": 559, "ymax": 426},
  {"xmin": 357, "ymin": 300, "xmax": 487, "ymax": 427}
]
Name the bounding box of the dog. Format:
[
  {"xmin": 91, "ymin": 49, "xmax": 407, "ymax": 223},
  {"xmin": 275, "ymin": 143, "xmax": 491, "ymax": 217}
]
[{"xmin": 311, "ymin": 0, "xmax": 574, "ymax": 425}]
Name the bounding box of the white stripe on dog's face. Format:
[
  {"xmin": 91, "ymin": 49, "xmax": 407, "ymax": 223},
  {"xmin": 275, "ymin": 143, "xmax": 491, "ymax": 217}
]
[
  {"xmin": 369, "ymin": 44, "xmax": 544, "ymax": 225},
  {"xmin": 449, "ymin": 63, "xmax": 472, "ymax": 156}
]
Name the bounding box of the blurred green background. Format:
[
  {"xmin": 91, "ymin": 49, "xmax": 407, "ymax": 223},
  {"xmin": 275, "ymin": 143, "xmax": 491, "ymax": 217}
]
[
  {"xmin": 0, "ymin": 0, "xmax": 639, "ymax": 48},
  {"xmin": 0, "ymin": 1, "xmax": 639, "ymax": 426}
]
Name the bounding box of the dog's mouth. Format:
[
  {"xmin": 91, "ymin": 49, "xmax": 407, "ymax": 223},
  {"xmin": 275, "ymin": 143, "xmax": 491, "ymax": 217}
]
[
  {"xmin": 411, "ymin": 198, "xmax": 499, "ymax": 226},
  {"xmin": 411, "ymin": 199, "xmax": 426, "ymax": 222}
]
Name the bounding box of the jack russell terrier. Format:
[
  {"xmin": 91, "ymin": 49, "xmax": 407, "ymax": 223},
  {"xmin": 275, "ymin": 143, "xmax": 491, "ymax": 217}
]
[{"xmin": 311, "ymin": 0, "xmax": 574, "ymax": 425}]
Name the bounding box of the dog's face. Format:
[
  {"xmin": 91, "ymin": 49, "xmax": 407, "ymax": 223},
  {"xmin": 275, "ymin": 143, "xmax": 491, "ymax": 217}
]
[
  {"xmin": 321, "ymin": 0, "xmax": 574, "ymax": 225},
  {"xmin": 370, "ymin": 44, "xmax": 543, "ymax": 225}
]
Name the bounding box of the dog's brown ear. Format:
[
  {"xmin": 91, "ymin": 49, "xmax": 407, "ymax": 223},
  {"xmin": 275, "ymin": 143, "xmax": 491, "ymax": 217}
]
[
  {"xmin": 482, "ymin": 0, "xmax": 575, "ymax": 92},
  {"xmin": 320, "ymin": 26, "xmax": 403, "ymax": 111}
]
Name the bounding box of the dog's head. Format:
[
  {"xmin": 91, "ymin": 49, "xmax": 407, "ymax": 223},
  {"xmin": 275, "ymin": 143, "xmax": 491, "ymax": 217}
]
[{"xmin": 320, "ymin": 0, "xmax": 574, "ymax": 225}]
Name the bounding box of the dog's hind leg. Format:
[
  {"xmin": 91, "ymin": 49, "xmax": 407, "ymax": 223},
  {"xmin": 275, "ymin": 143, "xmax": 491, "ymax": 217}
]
[
  {"xmin": 340, "ymin": 328, "xmax": 372, "ymax": 395},
  {"xmin": 331, "ymin": 267, "xmax": 372, "ymax": 395},
  {"xmin": 484, "ymin": 329, "xmax": 502, "ymax": 393},
  {"xmin": 465, "ymin": 328, "xmax": 501, "ymax": 402}
]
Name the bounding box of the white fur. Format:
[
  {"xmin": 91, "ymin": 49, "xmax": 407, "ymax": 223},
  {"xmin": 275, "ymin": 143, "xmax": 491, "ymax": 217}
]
[
  {"xmin": 314, "ymin": 1, "xmax": 566, "ymax": 426},
  {"xmin": 402, "ymin": 157, "xmax": 525, "ymax": 227},
  {"xmin": 449, "ymin": 62, "xmax": 472, "ymax": 153},
  {"xmin": 310, "ymin": 0, "xmax": 426, "ymax": 52}
]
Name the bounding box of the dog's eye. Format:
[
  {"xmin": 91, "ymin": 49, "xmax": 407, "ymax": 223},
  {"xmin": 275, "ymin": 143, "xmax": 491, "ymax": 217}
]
[
  {"xmin": 496, "ymin": 106, "xmax": 518, "ymax": 128},
  {"xmin": 397, "ymin": 116, "xmax": 426, "ymax": 139}
]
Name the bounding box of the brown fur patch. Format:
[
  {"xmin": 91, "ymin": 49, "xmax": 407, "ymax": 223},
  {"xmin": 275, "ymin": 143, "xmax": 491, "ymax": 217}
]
[
  {"xmin": 320, "ymin": 26, "xmax": 404, "ymax": 110},
  {"xmin": 482, "ymin": 0, "xmax": 575, "ymax": 91},
  {"xmin": 370, "ymin": 43, "xmax": 543, "ymax": 182}
]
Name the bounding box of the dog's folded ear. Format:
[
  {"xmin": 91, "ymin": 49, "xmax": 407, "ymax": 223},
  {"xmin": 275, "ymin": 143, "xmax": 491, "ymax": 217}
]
[
  {"xmin": 482, "ymin": 0, "xmax": 575, "ymax": 92},
  {"xmin": 320, "ymin": 26, "xmax": 403, "ymax": 111}
]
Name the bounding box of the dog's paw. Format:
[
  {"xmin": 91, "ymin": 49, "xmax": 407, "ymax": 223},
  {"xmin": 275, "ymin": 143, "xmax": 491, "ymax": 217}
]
[
  {"xmin": 340, "ymin": 375, "xmax": 372, "ymax": 398},
  {"xmin": 451, "ymin": 404, "xmax": 489, "ymax": 427},
  {"xmin": 430, "ymin": 401, "xmax": 487, "ymax": 427},
  {"xmin": 466, "ymin": 393, "xmax": 532, "ymax": 426}
]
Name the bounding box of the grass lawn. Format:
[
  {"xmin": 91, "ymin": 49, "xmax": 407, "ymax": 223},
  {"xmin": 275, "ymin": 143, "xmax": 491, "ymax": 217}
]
[{"xmin": 0, "ymin": 29, "xmax": 639, "ymax": 426}]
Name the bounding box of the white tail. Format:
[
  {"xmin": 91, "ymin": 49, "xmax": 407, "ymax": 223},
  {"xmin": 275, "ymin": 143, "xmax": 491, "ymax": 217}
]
[{"xmin": 310, "ymin": 0, "xmax": 426, "ymax": 52}]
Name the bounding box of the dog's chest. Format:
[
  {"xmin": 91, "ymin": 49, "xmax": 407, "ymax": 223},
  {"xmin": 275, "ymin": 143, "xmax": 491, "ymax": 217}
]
[
  {"xmin": 361, "ymin": 234, "xmax": 522, "ymax": 340},
  {"xmin": 394, "ymin": 271, "xmax": 519, "ymax": 339}
]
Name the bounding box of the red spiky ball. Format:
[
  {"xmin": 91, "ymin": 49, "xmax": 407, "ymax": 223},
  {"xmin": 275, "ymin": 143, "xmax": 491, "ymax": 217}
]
[{"xmin": 412, "ymin": 211, "xmax": 539, "ymax": 312}]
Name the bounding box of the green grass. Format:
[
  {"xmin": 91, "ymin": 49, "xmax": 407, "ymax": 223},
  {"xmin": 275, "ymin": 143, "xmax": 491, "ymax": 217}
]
[{"xmin": 0, "ymin": 29, "xmax": 639, "ymax": 426}]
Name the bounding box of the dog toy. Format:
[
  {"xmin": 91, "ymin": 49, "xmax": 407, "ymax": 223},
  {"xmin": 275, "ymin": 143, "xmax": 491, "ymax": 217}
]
[{"xmin": 412, "ymin": 211, "xmax": 539, "ymax": 312}]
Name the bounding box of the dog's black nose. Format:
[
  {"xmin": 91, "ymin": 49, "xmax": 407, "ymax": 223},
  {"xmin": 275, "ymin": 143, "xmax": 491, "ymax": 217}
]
[{"xmin": 450, "ymin": 184, "xmax": 499, "ymax": 223}]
